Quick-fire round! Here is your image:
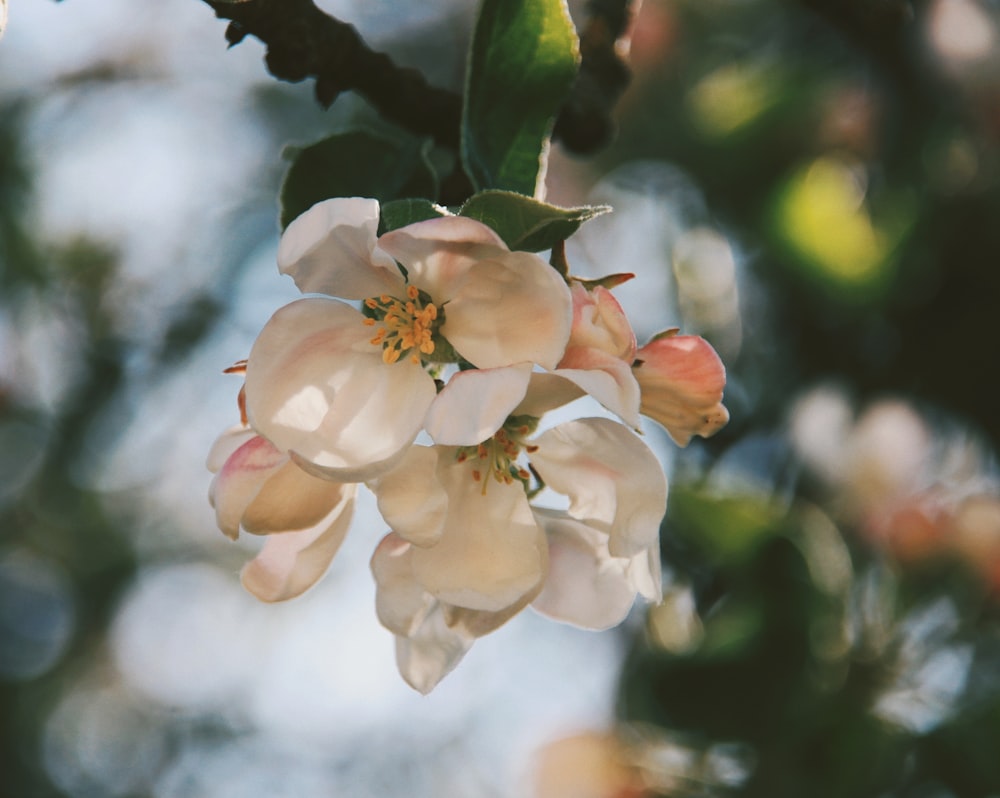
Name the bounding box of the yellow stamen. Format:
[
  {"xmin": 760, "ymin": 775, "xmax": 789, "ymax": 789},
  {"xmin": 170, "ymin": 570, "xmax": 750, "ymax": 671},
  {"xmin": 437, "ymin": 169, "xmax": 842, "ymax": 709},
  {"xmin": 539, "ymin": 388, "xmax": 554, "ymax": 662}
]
[{"xmin": 363, "ymin": 287, "xmax": 439, "ymax": 365}]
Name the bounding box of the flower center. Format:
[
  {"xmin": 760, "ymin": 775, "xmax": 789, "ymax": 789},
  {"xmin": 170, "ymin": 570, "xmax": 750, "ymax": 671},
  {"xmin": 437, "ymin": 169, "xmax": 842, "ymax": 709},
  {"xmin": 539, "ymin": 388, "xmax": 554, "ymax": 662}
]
[
  {"xmin": 456, "ymin": 415, "xmax": 540, "ymax": 493},
  {"xmin": 363, "ymin": 286, "xmax": 440, "ymax": 365}
]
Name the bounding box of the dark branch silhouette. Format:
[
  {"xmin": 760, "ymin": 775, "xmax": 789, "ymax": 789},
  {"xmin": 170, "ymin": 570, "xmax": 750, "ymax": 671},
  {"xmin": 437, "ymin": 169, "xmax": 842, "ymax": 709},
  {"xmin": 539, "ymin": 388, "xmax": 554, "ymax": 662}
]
[{"xmin": 203, "ymin": 0, "xmax": 636, "ymax": 157}]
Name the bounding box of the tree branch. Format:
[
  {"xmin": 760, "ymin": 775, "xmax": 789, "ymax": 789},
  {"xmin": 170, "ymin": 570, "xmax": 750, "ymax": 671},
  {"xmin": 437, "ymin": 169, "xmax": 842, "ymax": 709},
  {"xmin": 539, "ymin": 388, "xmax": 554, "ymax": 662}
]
[
  {"xmin": 205, "ymin": 0, "xmax": 463, "ymax": 149},
  {"xmin": 204, "ymin": 0, "xmax": 637, "ymax": 156}
]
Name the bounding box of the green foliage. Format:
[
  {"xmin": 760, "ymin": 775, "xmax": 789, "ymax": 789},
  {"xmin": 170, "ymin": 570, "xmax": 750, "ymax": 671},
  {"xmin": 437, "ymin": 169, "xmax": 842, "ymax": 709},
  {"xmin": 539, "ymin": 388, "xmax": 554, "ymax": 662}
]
[
  {"xmin": 461, "ymin": 0, "xmax": 579, "ymax": 197},
  {"xmin": 458, "ymin": 190, "xmax": 608, "ymax": 251},
  {"xmin": 378, "ymin": 198, "xmax": 449, "ymax": 234},
  {"xmin": 280, "ymin": 130, "xmax": 438, "ymax": 229}
]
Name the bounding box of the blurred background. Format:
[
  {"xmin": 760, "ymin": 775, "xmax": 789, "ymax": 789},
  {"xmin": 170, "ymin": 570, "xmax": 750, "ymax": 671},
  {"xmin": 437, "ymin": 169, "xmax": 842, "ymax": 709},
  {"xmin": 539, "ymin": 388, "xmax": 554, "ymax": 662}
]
[{"xmin": 2, "ymin": 0, "xmax": 1000, "ymax": 795}]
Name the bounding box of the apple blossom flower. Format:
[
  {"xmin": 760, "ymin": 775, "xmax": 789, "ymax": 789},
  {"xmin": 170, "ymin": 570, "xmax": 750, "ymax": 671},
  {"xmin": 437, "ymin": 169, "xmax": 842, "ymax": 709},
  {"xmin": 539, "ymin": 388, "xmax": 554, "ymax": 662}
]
[
  {"xmin": 243, "ymin": 197, "xmax": 573, "ymax": 481},
  {"xmin": 367, "ymin": 401, "xmax": 667, "ymax": 688},
  {"xmin": 207, "ymin": 426, "xmax": 356, "ymax": 602}
]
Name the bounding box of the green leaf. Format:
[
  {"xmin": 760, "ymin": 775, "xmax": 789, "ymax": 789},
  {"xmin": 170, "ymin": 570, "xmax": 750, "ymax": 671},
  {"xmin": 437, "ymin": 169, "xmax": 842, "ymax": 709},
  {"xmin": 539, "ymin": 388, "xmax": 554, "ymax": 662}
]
[
  {"xmin": 279, "ymin": 130, "xmax": 438, "ymax": 230},
  {"xmin": 378, "ymin": 199, "xmax": 449, "ymax": 235},
  {"xmin": 459, "ymin": 189, "xmax": 608, "ymax": 251},
  {"xmin": 462, "ymin": 0, "xmax": 579, "ymax": 196}
]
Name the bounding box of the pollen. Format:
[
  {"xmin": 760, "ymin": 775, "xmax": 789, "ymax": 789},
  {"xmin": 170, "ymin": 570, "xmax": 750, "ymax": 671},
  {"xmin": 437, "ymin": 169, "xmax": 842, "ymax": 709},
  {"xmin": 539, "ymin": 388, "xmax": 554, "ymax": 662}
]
[
  {"xmin": 363, "ymin": 287, "xmax": 440, "ymax": 365},
  {"xmin": 455, "ymin": 414, "xmax": 541, "ymax": 494}
]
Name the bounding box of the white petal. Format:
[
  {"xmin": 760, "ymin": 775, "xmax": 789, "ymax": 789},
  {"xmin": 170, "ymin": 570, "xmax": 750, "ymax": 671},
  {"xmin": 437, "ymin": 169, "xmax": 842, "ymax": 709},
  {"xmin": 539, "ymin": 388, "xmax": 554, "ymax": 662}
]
[
  {"xmin": 531, "ymin": 509, "xmax": 640, "ymax": 630},
  {"xmin": 628, "ymin": 544, "xmax": 663, "ymax": 603},
  {"xmin": 209, "ymin": 434, "xmax": 287, "ymax": 540},
  {"xmin": 553, "ymin": 351, "xmax": 641, "ymax": 427},
  {"xmin": 512, "ymin": 372, "xmax": 585, "ymax": 417},
  {"xmin": 409, "ymin": 458, "xmax": 547, "ymax": 612},
  {"xmin": 395, "ymin": 603, "xmax": 474, "ymax": 695},
  {"xmin": 240, "ymin": 483, "xmax": 357, "ymax": 602},
  {"xmin": 444, "ymin": 251, "xmax": 573, "ymax": 370},
  {"xmin": 370, "ymin": 533, "xmax": 435, "ymax": 636},
  {"xmin": 369, "ymin": 447, "xmax": 448, "ymax": 547},
  {"xmin": 443, "ymin": 586, "xmax": 541, "ymax": 637},
  {"xmin": 277, "ymin": 198, "xmax": 405, "ymax": 300},
  {"xmin": 530, "ymin": 418, "xmax": 668, "ymax": 558},
  {"xmin": 206, "ymin": 426, "xmax": 255, "ymax": 474},
  {"xmin": 377, "ymin": 215, "xmax": 508, "ymax": 302},
  {"xmin": 425, "ymin": 364, "xmax": 534, "ymax": 445},
  {"xmin": 245, "ymin": 298, "xmax": 436, "ymax": 481},
  {"xmin": 242, "ymin": 458, "xmax": 348, "ymax": 536}
]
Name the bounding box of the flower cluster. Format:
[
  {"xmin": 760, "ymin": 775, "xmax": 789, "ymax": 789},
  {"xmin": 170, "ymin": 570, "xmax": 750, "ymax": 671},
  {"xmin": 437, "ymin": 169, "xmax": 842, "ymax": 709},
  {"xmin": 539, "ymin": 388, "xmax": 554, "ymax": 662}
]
[{"xmin": 207, "ymin": 198, "xmax": 729, "ymax": 692}]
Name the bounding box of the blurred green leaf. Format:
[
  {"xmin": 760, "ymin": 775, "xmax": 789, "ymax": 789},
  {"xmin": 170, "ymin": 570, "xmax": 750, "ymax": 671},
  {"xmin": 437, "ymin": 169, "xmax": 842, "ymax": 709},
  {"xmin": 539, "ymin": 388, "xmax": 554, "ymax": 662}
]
[
  {"xmin": 462, "ymin": 0, "xmax": 579, "ymax": 196},
  {"xmin": 458, "ymin": 190, "xmax": 608, "ymax": 251},
  {"xmin": 280, "ymin": 130, "xmax": 438, "ymax": 230},
  {"xmin": 669, "ymin": 487, "xmax": 786, "ymax": 566},
  {"xmin": 378, "ymin": 198, "xmax": 449, "ymax": 234}
]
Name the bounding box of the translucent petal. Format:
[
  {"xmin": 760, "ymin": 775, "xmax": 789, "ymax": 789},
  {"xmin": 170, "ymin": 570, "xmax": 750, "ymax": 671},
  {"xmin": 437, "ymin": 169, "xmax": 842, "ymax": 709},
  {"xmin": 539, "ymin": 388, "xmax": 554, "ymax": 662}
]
[
  {"xmin": 277, "ymin": 197, "xmax": 404, "ymax": 300},
  {"xmin": 395, "ymin": 603, "xmax": 474, "ymax": 695},
  {"xmin": 242, "ymin": 458, "xmax": 347, "ymax": 536},
  {"xmin": 531, "ymin": 509, "xmax": 640, "ymax": 630},
  {"xmin": 566, "ymin": 283, "xmax": 636, "ymax": 361},
  {"xmin": 377, "ymin": 215, "xmax": 508, "ymax": 302},
  {"xmin": 443, "ymin": 251, "xmax": 573, "ymax": 370},
  {"xmin": 531, "ymin": 418, "xmax": 668, "ymax": 558},
  {"xmin": 513, "ymin": 372, "xmax": 585, "ymax": 417},
  {"xmin": 553, "ymin": 349, "xmax": 641, "ymax": 427},
  {"xmin": 369, "ymin": 447, "xmax": 448, "ymax": 547},
  {"xmin": 240, "ymin": 483, "xmax": 357, "ymax": 602},
  {"xmin": 210, "ymin": 434, "xmax": 287, "ymax": 540},
  {"xmin": 443, "ymin": 582, "xmax": 541, "ymax": 637},
  {"xmin": 245, "ymin": 298, "xmax": 436, "ymax": 481},
  {"xmin": 206, "ymin": 426, "xmax": 255, "ymax": 474},
  {"xmin": 370, "ymin": 533, "xmax": 435, "ymax": 636},
  {"xmin": 634, "ymin": 334, "xmax": 729, "ymax": 446},
  {"xmin": 409, "ymin": 458, "xmax": 547, "ymax": 612},
  {"xmin": 425, "ymin": 364, "xmax": 534, "ymax": 445}
]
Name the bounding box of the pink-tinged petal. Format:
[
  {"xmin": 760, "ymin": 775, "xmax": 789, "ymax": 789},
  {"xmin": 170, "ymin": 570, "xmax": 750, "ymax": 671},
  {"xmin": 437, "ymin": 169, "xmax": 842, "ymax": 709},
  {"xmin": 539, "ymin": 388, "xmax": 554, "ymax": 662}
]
[
  {"xmin": 369, "ymin": 447, "xmax": 448, "ymax": 547},
  {"xmin": 513, "ymin": 372, "xmax": 586, "ymax": 417},
  {"xmin": 531, "ymin": 510, "xmax": 641, "ymax": 630},
  {"xmin": 206, "ymin": 426, "xmax": 255, "ymax": 474},
  {"xmin": 565, "ymin": 283, "xmax": 636, "ymax": 361},
  {"xmin": 370, "ymin": 533, "xmax": 435, "ymax": 636},
  {"xmin": 240, "ymin": 483, "xmax": 356, "ymax": 602},
  {"xmin": 241, "ymin": 458, "xmax": 348, "ymax": 536},
  {"xmin": 277, "ymin": 198, "xmax": 405, "ymax": 300},
  {"xmin": 245, "ymin": 298, "xmax": 436, "ymax": 481},
  {"xmin": 377, "ymin": 215, "xmax": 508, "ymax": 302},
  {"xmin": 210, "ymin": 435, "xmax": 288, "ymax": 540},
  {"xmin": 553, "ymin": 350, "xmax": 641, "ymax": 427},
  {"xmin": 425, "ymin": 363, "xmax": 534, "ymax": 445},
  {"xmin": 443, "ymin": 251, "xmax": 573, "ymax": 370},
  {"xmin": 394, "ymin": 603, "xmax": 474, "ymax": 695},
  {"xmin": 409, "ymin": 458, "xmax": 548, "ymax": 612},
  {"xmin": 530, "ymin": 418, "xmax": 667, "ymax": 559},
  {"xmin": 633, "ymin": 334, "xmax": 729, "ymax": 446}
]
